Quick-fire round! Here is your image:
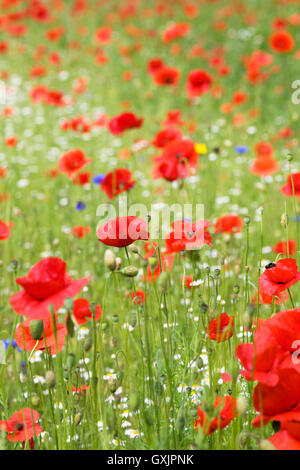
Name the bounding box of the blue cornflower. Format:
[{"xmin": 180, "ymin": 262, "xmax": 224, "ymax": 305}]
[{"xmin": 76, "ymin": 201, "xmax": 86, "ymax": 211}]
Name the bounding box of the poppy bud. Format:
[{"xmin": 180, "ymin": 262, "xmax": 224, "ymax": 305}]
[
  {"xmin": 244, "ymin": 216, "xmax": 250, "ymax": 225},
  {"xmin": 197, "ymin": 357, "xmax": 204, "ymax": 369},
  {"xmin": 29, "ymin": 320, "xmax": 43, "ymax": 341},
  {"xmin": 129, "ymin": 244, "xmax": 139, "ymax": 255},
  {"xmin": 83, "ymin": 336, "xmax": 93, "ymax": 352},
  {"xmin": 287, "ymin": 154, "xmax": 293, "ymax": 162},
  {"xmin": 104, "ymin": 249, "xmax": 116, "ymax": 271},
  {"xmin": 191, "ymin": 408, "xmax": 198, "ymax": 418},
  {"xmin": 108, "ymin": 375, "xmax": 117, "ymax": 393},
  {"xmin": 31, "ymin": 394, "xmax": 41, "ymax": 407},
  {"xmin": 148, "ymin": 256, "xmax": 158, "ymax": 268},
  {"xmin": 121, "ymin": 266, "xmax": 139, "ymax": 277},
  {"xmin": 144, "ymin": 408, "xmax": 154, "ymax": 426},
  {"xmin": 19, "ymin": 372, "xmax": 27, "ymax": 384},
  {"xmin": 115, "ymin": 257, "xmax": 122, "ymax": 270},
  {"xmin": 214, "ymin": 268, "xmax": 221, "ymax": 277},
  {"xmin": 259, "ymin": 439, "xmax": 275, "ymax": 450},
  {"xmin": 45, "ymin": 370, "xmax": 56, "ymax": 388},
  {"xmin": 75, "ymin": 412, "xmax": 83, "ymax": 426},
  {"xmin": 158, "ymin": 272, "xmax": 168, "ymax": 292},
  {"xmin": 66, "ymin": 313, "xmax": 75, "ymax": 338},
  {"xmin": 200, "ymin": 302, "xmax": 208, "ymax": 314},
  {"xmin": 236, "ymin": 395, "xmax": 247, "ymax": 415},
  {"xmin": 281, "ymin": 213, "xmax": 289, "ymax": 228},
  {"xmin": 112, "ymin": 314, "xmax": 119, "ymax": 323}
]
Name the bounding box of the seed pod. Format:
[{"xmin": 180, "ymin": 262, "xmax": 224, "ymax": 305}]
[
  {"xmin": 104, "ymin": 249, "xmax": 116, "ymax": 271},
  {"xmin": 45, "ymin": 370, "xmax": 56, "ymax": 388},
  {"xmin": 29, "ymin": 320, "xmax": 43, "ymax": 341},
  {"xmin": 121, "ymin": 266, "xmax": 139, "ymax": 277}
]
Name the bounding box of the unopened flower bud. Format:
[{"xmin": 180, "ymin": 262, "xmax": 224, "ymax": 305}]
[
  {"xmin": 108, "ymin": 375, "xmax": 117, "ymax": 393},
  {"xmin": 29, "ymin": 320, "xmax": 43, "ymax": 341},
  {"xmin": 281, "ymin": 213, "xmax": 289, "ymax": 228},
  {"xmin": 115, "ymin": 257, "xmax": 122, "ymax": 270},
  {"xmin": 75, "ymin": 412, "xmax": 83, "ymax": 426},
  {"xmin": 236, "ymin": 395, "xmax": 247, "ymax": 415},
  {"xmin": 83, "ymin": 336, "xmax": 93, "ymax": 352},
  {"xmin": 104, "ymin": 249, "xmax": 116, "ymax": 271},
  {"xmin": 31, "ymin": 394, "xmax": 41, "ymax": 407},
  {"xmin": 129, "ymin": 245, "xmax": 139, "ymax": 255},
  {"xmin": 45, "ymin": 370, "xmax": 56, "ymax": 388},
  {"xmin": 121, "ymin": 266, "xmax": 139, "ymax": 277}
]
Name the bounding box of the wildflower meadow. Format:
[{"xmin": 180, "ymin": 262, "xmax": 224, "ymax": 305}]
[{"xmin": 0, "ymin": 0, "xmax": 300, "ymax": 454}]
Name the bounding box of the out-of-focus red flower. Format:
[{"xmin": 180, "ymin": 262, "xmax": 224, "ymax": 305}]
[
  {"xmin": 15, "ymin": 315, "xmax": 67, "ymax": 355},
  {"xmin": 131, "ymin": 290, "xmax": 145, "ymax": 304},
  {"xmin": 214, "ymin": 215, "xmax": 243, "ymax": 234},
  {"xmin": 5, "ymin": 136, "xmax": 18, "ymax": 147},
  {"xmin": 207, "ymin": 313, "xmax": 234, "ymax": 342},
  {"xmin": 0, "ymin": 220, "xmax": 10, "ymax": 240},
  {"xmin": 270, "ymin": 30, "xmax": 294, "ymax": 53},
  {"xmin": 108, "ymin": 112, "xmax": 143, "ymax": 135},
  {"xmin": 152, "ymin": 128, "xmax": 182, "ymax": 148},
  {"xmin": 259, "ymin": 259, "xmax": 300, "ymax": 297},
  {"xmin": 0, "ymin": 409, "xmax": 43, "ymax": 442},
  {"xmin": 273, "ymin": 240, "xmax": 297, "ymax": 256},
  {"xmin": 10, "ymin": 257, "xmax": 89, "ymax": 320},
  {"xmin": 162, "ymin": 22, "xmax": 190, "ymax": 43},
  {"xmin": 100, "ymin": 168, "xmax": 135, "ymax": 199},
  {"xmin": 95, "ymin": 26, "xmax": 112, "ymax": 43},
  {"xmin": 153, "ymin": 66, "xmax": 180, "ymax": 86},
  {"xmin": 251, "ymin": 290, "xmax": 288, "ymax": 305},
  {"xmin": 72, "ymin": 226, "xmax": 91, "ymax": 238},
  {"xmin": 97, "ymin": 216, "xmax": 149, "ymax": 248},
  {"xmin": 72, "ymin": 298, "xmax": 102, "ymax": 325},
  {"xmin": 147, "ymin": 57, "xmax": 164, "ymax": 75},
  {"xmin": 186, "ymin": 69, "xmax": 212, "ymax": 98},
  {"xmin": 165, "ymin": 219, "xmax": 212, "ymax": 253},
  {"xmin": 281, "ymin": 173, "xmax": 300, "ymax": 201},
  {"xmin": 58, "ymin": 149, "xmax": 92, "ymax": 177},
  {"xmin": 152, "ymin": 138, "xmax": 198, "ymax": 182},
  {"xmin": 194, "ymin": 396, "xmax": 238, "ymax": 434}
]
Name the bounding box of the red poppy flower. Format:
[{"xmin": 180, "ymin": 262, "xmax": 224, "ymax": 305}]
[
  {"xmin": 162, "ymin": 22, "xmax": 190, "ymax": 43},
  {"xmin": 0, "ymin": 220, "xmax": 10, "ymax": 240},
  {"xmin": 269, "ymin": 430, "xmax": 300, "ymax": 450},
  {"xmin": 281, "ymin": 173, "xmax": 300, "ymax": 201},
  {"xmin": 273, "ymin": 240, "xmax": 297, "ymax": 256},
  {"xmin": 248, "ymin": 155, "xmax": 279, "ymax": 177},
  {"xmin": 214, "ymin": 214, "xmax": 243, "ymax": 234},
  {"xmin": 108, "ymin": 112, "xmax": 143, "ymax": 135},
  {"xmin": 186, "ymin": 69, "xmax": 213, "ymax": 98},
  {"xmin": 142, "ymin": 241, "xmax": 174, "ymax": 283},
  {"xmin": 270, "ymin": 30, "xmax": 294, "ymax": 53},
  {"xmin": 153, "ymin": 138, "xmax": 198, "ymax": 182},
  {"xmin": 255, "ymin": 142, "xmax": 274, "ymax": 157},
  {"xmin": 152, "ymin": 128, "xmax": 182, "ymax": 148},
  {"xmin": 10, "ymin": 257, "xmax": 89, "ymax": 320},
  {"xmin": 72, "ymin": 298, "xmax": 102, "ymax": 325},
  {"xmin": 15, "ymin": 315, "xmax": 67, "ymax": 355},
  {"xmin": 165, "ymin": 220, "xmax": 212, "ymax": 253},
  {"xmin": 0, "ymin": 409, "xmax": 43, "ymax": 442},
  {"xmin": 131, "ymin": 290, "xmax": 145, "ymax": 304},
  {"xmin": 207, "ymin": 313, "xmax": 234, "ymax": 342},
  {"xmin": 72, "ymin": 385, "xmax": 90, "ymax": 395},
  {"xmin": 5, "ymin": 136, "xmax": 18, "ymax": 147},
  {"xmin": 72, "ymin": 171, "xmax": 91, "ymax": 185},
  {"xmin": 72, "ymin": 226, "xmax": 91, "ymax": 238},
  {"xmin": 258, "ymin": 258, "xmax": 300, "ymax": 297},
  {"xmin": 153, "ymin": 66, "xmax": 180, "ymax": 86},
  {"xmin": 181, "ymin": 275, "xmax": 193, "ymax": 288},
  {"xmin": 100, "ymin": 168, "xmax": 136, "ymax": 199},
  {"xmin": 58, "ymin": 149, "xmax": 92, "ymax": 177},
  {"xmin": 97, "ymin": 216, "xmax": 149, "ymax": 248},
  {"xmin": 147, "ymin": 57, "xmax": 164, "ymax": 75},
  {"xmin": 251, "ymin": 290, "xmax": 288, "ymax": 305},
  {"xmin": 194, "ymin": 396, "xmax": 238, "ymax": 434},
  {"xmin": 95, "ymin": 26, "xmax": 112, "ymax": 43}
]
